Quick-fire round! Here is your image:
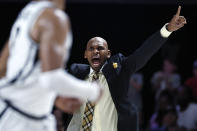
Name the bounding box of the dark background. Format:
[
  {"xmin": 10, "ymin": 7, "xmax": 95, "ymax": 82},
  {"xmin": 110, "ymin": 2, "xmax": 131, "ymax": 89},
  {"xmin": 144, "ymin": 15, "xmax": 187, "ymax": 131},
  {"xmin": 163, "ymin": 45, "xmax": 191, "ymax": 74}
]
[
  {"xmin": 0, "ymin": 0, "xmax": 197, "ymax": 126},
  {"xmin": 1, "ymin": 0, "xmax": 197, "ymax": 4}
]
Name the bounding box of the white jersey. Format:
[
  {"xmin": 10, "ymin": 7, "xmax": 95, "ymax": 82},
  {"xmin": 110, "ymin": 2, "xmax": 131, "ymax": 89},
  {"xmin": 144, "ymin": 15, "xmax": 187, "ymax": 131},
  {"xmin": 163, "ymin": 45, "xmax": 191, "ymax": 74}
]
[{"xmin": 0, "ymin": 1, "xmax": 72, "ymax": 117}]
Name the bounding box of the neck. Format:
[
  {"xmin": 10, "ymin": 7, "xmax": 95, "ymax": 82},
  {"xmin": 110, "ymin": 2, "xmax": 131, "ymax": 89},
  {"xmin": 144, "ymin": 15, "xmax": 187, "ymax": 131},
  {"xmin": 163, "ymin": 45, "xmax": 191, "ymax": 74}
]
[{"xmin": 91, "ymin": 68, "xmax": 100, "ymax": 73}]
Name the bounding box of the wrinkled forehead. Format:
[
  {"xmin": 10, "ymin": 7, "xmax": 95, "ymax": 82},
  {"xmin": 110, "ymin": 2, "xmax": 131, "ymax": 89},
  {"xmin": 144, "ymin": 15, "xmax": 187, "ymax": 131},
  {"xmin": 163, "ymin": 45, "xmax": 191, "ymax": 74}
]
[{"xmin": 86, "ymin": 37, "xmax": 108, "ymax": 49}]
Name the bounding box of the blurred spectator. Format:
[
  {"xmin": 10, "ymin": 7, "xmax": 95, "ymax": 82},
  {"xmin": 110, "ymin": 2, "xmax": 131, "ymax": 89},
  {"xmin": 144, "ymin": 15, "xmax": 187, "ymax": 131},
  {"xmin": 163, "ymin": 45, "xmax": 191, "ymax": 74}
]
[
  {"xmin": 167, "ymin": 126, "xmax": 187, "ymax": 131},
  {"xmin": 128, "ymin": 73, "xmax": 143, "ymax": 111},
  {"xmin": 185, "ymin": 59, "xmax": 197, "ymax": 102},
  {"xmin": 149, "ymin": 90, "xmax": 176, "ymax": 131},
  {"xmin": 150, "ymin": 106, "xmax": 177, "ymax": 131},
  {"xmin": 151, "ymin": 59, "xmax": 181, "ymax": 100},
  {"xmin": 128, "ymin": 73, "xmax": 144, "ymax": 130},
  {"xmin": 176, "ymin": 86, "xmax": 197, "ymax": 130}
]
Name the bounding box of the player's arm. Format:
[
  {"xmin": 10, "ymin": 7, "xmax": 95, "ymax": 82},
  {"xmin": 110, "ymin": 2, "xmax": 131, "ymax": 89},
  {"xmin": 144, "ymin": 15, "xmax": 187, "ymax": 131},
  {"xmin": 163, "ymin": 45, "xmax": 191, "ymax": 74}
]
[
  {"xmin": 0, "ymin": 41, "xmax": 9, "ymax": 78},
  {"xmin": 32, "ymin": 8, "xmax": 100, "ymax": 102},
  {"xmin": 125, "ymin": 6, "xmax": 186, "ymax": 73},
  {"xmin": 34, "ymin": 8, "xmax": 69, "ymax": 71}
]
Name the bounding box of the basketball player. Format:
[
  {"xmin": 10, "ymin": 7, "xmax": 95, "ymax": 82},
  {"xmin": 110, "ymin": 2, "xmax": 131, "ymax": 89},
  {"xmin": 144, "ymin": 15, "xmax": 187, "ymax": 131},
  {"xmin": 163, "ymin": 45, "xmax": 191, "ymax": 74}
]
[{"xmin": 0, "ymin": 0, "xmax": 101, "ymax": 131}]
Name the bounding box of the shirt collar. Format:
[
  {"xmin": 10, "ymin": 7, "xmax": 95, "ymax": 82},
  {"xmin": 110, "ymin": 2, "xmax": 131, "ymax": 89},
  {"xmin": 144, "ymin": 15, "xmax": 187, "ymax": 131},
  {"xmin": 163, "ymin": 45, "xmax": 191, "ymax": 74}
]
[{"xmin": 89, "ymin": 65, "xmax": 104, "ymax": 75}]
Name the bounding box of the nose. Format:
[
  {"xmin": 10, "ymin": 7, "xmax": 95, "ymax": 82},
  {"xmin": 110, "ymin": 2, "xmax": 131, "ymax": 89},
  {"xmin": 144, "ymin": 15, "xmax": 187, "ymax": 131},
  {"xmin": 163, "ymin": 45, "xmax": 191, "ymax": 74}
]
[{"xmin": 93, "ymin": 48, "xmax": 99, "ymax": 54}]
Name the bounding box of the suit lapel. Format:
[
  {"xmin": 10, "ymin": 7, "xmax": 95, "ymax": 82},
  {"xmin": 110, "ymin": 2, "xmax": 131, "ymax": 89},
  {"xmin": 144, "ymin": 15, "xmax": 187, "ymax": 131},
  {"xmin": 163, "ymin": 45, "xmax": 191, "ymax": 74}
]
[
  {"xmin": 102, "ymin": 58, "xmax": 121, "ymax": 104},
  {"xmin": 102, "ymin": 57, "xmax": 121, "ymax": 82}
]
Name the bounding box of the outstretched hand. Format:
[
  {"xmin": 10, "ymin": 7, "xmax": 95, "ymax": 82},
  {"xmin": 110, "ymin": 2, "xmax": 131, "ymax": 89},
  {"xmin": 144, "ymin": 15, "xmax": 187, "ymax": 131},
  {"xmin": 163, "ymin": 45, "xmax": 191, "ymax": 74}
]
[{"xmin": 167, "ymin": 6, "xmax": 187, "ymax": 32}]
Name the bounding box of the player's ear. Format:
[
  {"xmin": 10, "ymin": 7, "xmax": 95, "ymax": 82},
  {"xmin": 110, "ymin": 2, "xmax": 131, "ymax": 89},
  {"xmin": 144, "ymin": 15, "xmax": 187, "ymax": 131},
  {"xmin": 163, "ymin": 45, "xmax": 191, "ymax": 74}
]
[{"xmin": 107, "ymin": 50, "xmax": 111, "ymax": 58}]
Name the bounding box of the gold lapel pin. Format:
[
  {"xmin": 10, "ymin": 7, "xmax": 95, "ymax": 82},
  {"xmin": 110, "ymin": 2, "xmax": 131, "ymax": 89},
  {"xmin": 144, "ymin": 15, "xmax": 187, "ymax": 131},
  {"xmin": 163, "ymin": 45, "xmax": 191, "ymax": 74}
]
[{"xmin": 113, "ymin": 62, "xmax": 118, "ymax": 69}]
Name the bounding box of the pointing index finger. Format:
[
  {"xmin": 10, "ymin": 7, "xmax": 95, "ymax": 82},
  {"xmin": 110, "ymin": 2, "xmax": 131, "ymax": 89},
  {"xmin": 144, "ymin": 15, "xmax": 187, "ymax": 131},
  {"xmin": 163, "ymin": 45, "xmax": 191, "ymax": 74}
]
[{"xmin": 176, "ymin": 6, "xmax": 181, "ymax": 16}]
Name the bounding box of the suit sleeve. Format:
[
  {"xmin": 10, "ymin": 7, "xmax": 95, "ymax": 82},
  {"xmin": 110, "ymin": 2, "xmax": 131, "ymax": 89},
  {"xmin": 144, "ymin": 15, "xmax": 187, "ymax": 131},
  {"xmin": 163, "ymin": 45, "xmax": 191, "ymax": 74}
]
[{"xmin": 123, "ymin": 29, "xmax": 169, "ymax": 73}]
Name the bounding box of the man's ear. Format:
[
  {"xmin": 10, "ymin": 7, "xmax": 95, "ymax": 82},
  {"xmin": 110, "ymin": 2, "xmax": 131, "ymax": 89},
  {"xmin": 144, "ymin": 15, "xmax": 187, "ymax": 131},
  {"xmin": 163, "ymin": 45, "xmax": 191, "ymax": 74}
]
[
  {"xmin": 84, "ymin": 51, "xmax": 87, "ymax": 59},
  {"xmin": 107, "ymin": 50, "xmax": 111, "ymax": 58}
]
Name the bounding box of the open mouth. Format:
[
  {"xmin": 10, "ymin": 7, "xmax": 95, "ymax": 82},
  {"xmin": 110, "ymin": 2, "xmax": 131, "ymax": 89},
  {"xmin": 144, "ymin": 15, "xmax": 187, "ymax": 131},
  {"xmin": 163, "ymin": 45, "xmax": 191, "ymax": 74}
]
[{"xmin": 91, "ymin": 56, "xmax": 101, "ymax": 66}]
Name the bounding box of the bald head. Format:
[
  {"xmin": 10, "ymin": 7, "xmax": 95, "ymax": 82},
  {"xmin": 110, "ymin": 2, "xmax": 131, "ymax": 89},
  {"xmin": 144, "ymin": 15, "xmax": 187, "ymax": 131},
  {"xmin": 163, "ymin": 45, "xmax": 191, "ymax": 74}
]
[{"xmin": 86, "ymin": 37, "xmax": 108, "ymax": 50}]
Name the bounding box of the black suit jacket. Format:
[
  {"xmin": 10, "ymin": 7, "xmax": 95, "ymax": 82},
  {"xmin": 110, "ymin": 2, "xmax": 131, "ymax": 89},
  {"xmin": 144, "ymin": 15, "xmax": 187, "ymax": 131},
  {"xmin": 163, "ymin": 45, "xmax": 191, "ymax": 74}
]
[{"xmin": 67, "ymin": 31, "xmax": 168, "ymax": 131}]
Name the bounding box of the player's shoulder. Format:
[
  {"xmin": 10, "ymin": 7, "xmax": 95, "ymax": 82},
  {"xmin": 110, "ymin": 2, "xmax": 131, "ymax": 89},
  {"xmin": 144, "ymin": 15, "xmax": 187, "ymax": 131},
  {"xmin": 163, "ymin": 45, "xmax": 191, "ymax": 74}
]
[{"xmin": 39, "ymin": 7, "xmax": 70, "ymax": 25}]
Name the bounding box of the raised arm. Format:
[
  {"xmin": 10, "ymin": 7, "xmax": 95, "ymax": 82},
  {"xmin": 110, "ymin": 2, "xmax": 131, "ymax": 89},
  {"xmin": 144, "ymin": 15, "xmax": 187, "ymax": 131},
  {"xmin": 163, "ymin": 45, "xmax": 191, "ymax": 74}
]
[{"xmin": 125, "ymin": 6, "xmax": 186, "ymax": 73}]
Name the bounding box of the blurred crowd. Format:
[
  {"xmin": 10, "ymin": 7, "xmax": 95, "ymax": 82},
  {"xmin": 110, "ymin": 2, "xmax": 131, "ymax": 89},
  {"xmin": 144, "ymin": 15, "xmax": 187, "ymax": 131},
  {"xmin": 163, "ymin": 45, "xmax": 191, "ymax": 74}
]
[{"xmin": 129, "ymin": 59, "xmax": 197, "ymax": 131}]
